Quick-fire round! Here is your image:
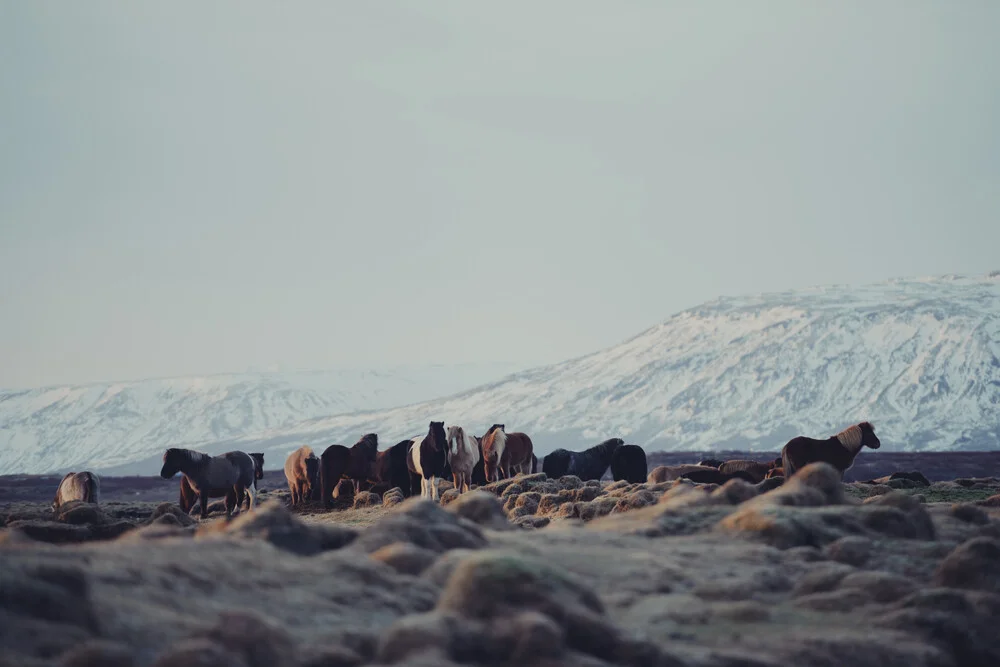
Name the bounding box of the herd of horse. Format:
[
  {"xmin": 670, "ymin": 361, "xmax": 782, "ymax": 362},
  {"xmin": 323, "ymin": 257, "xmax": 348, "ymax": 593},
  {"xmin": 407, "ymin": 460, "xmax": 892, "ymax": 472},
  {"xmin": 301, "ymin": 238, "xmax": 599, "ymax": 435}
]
[{"xmin": 48, "ymin": 420, "xmax": 882, "ymax": 520}]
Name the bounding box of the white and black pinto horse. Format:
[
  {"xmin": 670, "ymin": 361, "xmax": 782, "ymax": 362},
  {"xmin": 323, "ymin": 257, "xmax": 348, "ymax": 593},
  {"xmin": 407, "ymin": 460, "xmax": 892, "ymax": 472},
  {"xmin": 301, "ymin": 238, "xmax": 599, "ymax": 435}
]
[
  {"xmin": 161, "ymin": 448, "xmax": 258, "ymax": 519},
  {"xmin": 407, "ymin": 421, "xmax": 448, "ymax": 501}
]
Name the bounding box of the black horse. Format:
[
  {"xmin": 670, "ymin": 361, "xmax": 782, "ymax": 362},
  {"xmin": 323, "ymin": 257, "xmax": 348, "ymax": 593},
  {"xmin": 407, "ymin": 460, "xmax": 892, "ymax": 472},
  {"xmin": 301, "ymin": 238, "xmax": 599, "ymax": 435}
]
[
  {"xmin": 541, "ymin": 438, "xmax": 623, "ymax": 481},
  {"xmin": 610, "ymin": 444, "xmax": 647, "ymax": 483}
]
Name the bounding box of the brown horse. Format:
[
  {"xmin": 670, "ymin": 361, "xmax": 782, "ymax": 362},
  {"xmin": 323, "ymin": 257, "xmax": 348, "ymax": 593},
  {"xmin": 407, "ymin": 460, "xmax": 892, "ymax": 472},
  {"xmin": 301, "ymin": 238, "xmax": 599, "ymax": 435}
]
[
  {"xmin": 161, "ymin": 448, "xmax": 257, "ymax": 519},
  {"xmin": 372, "ymin": 439, "xmax": 414, "ymax": 496},
  {"xmin": 718, "ymin": 459, "xmax": 773, "ymax": 483},
  {"xmin": 284, "ymin": 446, "xmax": 320, "ymax": 506},
  {"xmin": 647, "ymin": 464, "xmax": 717, "ymax": 484},
  {"xmin": 481, "ymin": 424, "xmax": 533, "ymax": 483},
  {"xmin": 318, "ymin": 434, "xmax": 379, "ymax": 508},
  {"xmin": 781, "ymin": 421, "xmax": 881, "ymax": 479},
  {"xmin": 407, "ymin": 421, "xmax": 448, "ymax": 500},
  {"xmin": 52, "ymin": 471, "xmax": 100, "ymax": 511}
]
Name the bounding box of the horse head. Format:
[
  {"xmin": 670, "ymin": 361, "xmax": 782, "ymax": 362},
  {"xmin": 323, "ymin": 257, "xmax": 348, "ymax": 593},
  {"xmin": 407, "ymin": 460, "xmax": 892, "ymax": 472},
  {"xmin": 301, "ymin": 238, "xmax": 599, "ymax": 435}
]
[
  {"xmin": 160, "ymin": 448, "xmax": 186, "ymax": 479},
  {"xmin": 429, "ymin": 421, "xmax": 447, "ymax": 450},
  {"xmin": 859, "ymin": 422, "xmax": 881, "ymax": 449},
  {"xmin": 250, "ymin": 453, "xmax": 265, "ymax": 480}
]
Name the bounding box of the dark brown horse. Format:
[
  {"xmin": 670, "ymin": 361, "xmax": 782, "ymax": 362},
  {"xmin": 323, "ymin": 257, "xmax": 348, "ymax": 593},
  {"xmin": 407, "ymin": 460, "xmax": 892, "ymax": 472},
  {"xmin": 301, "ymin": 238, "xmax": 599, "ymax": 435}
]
[
  {"xmin": 481, "ymin": 424, "xmax": 534, "ymax": 483},
  {"xmin": 406, "ymin": 421, "xmax": 448, "ymax": 500},
  {"xmin": 610, "ymin": 444, "xmax": 647, "ymax": 483},
  {"xmin": 179, "ymin": 452, "xmax": 264, "ymax": 514},
  {"xmin": 781, "ymin": 421, "xmax": 881, "ymax": 479},
  {"xmin": 162, "ymin": 448, "xmax": 257, "ymax": 519},
  {"xmin": 318, "ymin": 434, "xmax": 380, "ymax": 508},
  {"xmin": 373, "ymin": 439, "xmax": 414, "ymax": 496}
]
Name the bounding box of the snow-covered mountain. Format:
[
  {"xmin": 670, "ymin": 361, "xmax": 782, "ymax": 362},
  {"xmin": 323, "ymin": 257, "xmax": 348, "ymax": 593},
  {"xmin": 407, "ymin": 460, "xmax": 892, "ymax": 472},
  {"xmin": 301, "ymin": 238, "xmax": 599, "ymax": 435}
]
[
  {"xmin": 215, "ymin": 273, "xmax": 1000, "ymax": 467},
  {"xmin": 0, "ymin": 363, "xmax": 525, "ymax": 474},
  {"xmin": 5, "ymin": 273, "xmax": 999, "ymax": 476}
]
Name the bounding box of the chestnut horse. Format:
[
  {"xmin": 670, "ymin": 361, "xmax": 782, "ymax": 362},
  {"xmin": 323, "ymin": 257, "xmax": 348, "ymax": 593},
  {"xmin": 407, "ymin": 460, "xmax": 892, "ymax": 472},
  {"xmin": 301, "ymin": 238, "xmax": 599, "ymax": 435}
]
[
  {"xmin": 481, "ymin": 424, "xmax": 533, "ymax": 483},
  {"xmin": 782, "ymin": 421, "xmax": 881, "ymax": 479}
]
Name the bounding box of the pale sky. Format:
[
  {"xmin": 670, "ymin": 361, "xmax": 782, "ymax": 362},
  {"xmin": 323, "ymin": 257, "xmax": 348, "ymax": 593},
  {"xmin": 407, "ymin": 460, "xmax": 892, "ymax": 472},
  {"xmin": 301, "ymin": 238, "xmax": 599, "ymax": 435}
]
[{"xmin": 2, "ymin": 2, "xmax": 998, "ymax": 389}]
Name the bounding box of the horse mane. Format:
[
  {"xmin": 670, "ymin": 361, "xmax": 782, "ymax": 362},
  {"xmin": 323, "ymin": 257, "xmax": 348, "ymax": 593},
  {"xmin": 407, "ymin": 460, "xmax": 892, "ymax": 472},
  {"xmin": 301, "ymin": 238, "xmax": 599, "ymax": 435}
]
[
  {"xmin": 587, "ymin": 438, "xmax": 623, "ymax": 457},
  {"xmin": 447, "ymin": 425, "xmax": 466, "ymax": 455},
  {"xmin": 492, "ymin": 428, "xmax": 508, "ymax": 462},
  {"xmin": 834, "ymin": 424, "xmax": 864, "ymax": 452},
  {"xmin": 355, "ymin": 433, "xmax": 379, "ymax": 452}
]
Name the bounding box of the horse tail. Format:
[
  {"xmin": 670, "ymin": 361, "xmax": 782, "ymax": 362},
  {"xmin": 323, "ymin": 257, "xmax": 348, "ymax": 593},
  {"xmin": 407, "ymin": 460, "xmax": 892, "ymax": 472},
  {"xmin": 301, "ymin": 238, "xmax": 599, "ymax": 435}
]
[{"xmin": 85, "ymin": 472, "xmax": 100, "ymax": 504}]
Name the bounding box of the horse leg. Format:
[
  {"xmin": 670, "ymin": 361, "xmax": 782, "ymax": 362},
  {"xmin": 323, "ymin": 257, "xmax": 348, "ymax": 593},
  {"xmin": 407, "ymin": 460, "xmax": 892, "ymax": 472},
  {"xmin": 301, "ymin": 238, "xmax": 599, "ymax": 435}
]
[
  {"xmin": 246, "ymin": 480, "xmax": 257, "ymax": 511},
  {"xmin": 199, "ymin": 492, "xmax": 209, "ymax": 519},
  {"xmin": 453, "ymin": 471, "xmax": 461, "ymax": 493},
  {"xmin": 430, "ymin": 476, "xmax": 439, "ymax": 501}
]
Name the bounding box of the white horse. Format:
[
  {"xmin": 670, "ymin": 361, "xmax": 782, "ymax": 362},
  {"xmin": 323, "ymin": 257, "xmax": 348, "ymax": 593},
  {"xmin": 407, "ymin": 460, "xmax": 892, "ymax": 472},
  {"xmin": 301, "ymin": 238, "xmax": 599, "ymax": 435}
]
[{"xmin": 446, "ymin": 425, "xmax": 480, "ymax": 494}]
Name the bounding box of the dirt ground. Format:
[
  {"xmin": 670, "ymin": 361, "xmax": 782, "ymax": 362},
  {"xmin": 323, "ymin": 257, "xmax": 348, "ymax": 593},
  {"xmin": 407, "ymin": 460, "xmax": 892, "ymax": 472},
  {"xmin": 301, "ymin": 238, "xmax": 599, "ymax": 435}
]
[{"xmin": 3, "ymin": 458, "xmax": 1000, "ymax": 666}]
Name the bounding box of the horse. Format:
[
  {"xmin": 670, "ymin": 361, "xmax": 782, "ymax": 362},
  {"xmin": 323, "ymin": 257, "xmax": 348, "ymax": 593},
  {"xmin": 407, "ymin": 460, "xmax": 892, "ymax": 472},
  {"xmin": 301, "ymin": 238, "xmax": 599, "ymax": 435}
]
[
  {"xmin": 719, "ymin": 459, "xmax": 773, "ymax": 483},
  {"xmin": 161, "ymin": 448, "xmax": 257, "ymax": 519},
  {"xmin": 317, "ymin": 434, "xmax": 379, "ymax": 508},
  {"xmin": 446, "ymin": 425, "xmax": 480, "ymax": 494},
  {"xmin": 471, "ymin": 435, "xmax": 487, "ymax": 486},
  {"xmin": 766, "ymin": 467, "xmax": 784, "ymax": 479},
  {"xmin": 698, "ymin": 458, "xmax": 725, "ymax": 468},
  {"xmin": 284, "ymin": 446, "xmax": 320, "ymax": 506},
  {"xmin": 319, "ymin": 444, "xmax": 350, "ymax": 508},
  {"xmin": 647, "ymin": 464, "xmax": 719, "ymax": 484},
  {"xmin": 481, "ymin": 424, "xmax": 534, "ymax": 483},
  {"xmin": 610, "ymin": 444, "xmax": 647, "ymax": 483},
  {"xmin": 52, "ymin": 471, "xmax": 100, "ymax": 511},
  {"xmin": 373, "ymin": 439, "xmax": 414, "ymax": 496},
  {"xmin": 345, "ymin": 433, "xmax": 379, "ymax": 496},
  {"xmin": 179, "ymin": 451, "xmax": 264, "ymax": 513},
  {"xmin": 782, "ymin": 421, "xmax": 881, "ymax": 480},
  {"xmin": 541, "ymin": 438, "xmax": 623, "ymax": 481},
  {"xmin": 407, "ymin": 421, "xmax": 448, "ymax": 500}
]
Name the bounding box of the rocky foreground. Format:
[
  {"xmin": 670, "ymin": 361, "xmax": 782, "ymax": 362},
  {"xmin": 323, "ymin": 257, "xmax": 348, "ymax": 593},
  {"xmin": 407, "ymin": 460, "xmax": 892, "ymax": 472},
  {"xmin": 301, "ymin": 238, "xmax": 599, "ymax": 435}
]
[{"xmin": 3, "ymin": 464, "xmax": 1000, "ymax": 667}]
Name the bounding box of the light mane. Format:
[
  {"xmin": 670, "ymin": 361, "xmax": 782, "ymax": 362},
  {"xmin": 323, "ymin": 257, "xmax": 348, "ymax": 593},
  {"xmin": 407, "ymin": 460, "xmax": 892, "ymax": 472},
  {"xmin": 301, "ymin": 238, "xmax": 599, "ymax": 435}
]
[
  {"xmin": 447, "ymin": 425, "xmax": 464, "ymax": 456},
  {"xmin": 835, "ymin": 424, "xmax": 864, "ymax": 453},
  {"xmin": 493, "ymin": 429, "xmax": 507, "ymax": 463}
]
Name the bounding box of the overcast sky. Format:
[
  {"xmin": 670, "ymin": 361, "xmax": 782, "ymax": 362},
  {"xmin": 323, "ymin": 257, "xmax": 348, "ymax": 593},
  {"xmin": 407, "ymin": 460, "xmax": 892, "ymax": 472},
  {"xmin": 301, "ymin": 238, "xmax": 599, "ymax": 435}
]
[{"xmin": 2, "ymin": 2, "xmax": 998, "ymax": 389}]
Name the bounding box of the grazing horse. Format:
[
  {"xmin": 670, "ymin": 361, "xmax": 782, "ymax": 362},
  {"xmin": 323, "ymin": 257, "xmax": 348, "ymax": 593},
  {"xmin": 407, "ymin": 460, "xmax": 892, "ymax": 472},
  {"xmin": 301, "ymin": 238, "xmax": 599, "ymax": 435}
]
[
  {"xmin": 284, "ymin": 446, "xmax": 320, "ymax": 506},
  {"xmin": 319, "ymin": 444, "xmax": 350, "ymax": 508},
  {"xmin": 541, "ymin": 438, "xmax": 623, "ymax": 481},
  {"xmin": 52, "ymin": 471, "xmax": 100, "ymax": 511},
  {"xmin": 345, "ymin": 433, "xmax": 379, "ymax": 496},
  {"xmin": 373, "ymin": 439, "xmax": 414, "ymax": 496},
  {"xmin": 647, "ymin": 464, "xmax": 718, "ymax": 484},
  {"xmin": 481, "ymin": 424, "xmax": 534, "ymax": 482},
  {"xmin": 446, "ymin": 425, "xmax": 480, "ymax": 494},
  {"xmin": 719, "ymin": 459, "xmax": 773, "ymax": 484},
  {"xmin": 610, "ymin": 444, "xmax": 647, "ymax": 483},
  {"xmin": 782, "ymin": 421, "xmax": 881, "ymax": 480},
  {"xmin": 179, "ymin": 451, "xmax": 264, "ymax": 513},
  {"xmin": 161, "ymin": 448, "xmax": 257, "ymax": 519},
  {"xmin": 407, "ymin": 421, "xmax": 448, "ymax": 500}
]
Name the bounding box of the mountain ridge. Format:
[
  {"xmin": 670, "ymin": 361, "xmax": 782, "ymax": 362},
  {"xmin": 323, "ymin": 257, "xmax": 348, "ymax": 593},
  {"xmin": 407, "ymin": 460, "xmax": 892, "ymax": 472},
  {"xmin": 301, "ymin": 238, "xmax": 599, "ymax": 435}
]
[{"xmin": 3, "ymin": 273, "xmax": 998, "ymax": 475}]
